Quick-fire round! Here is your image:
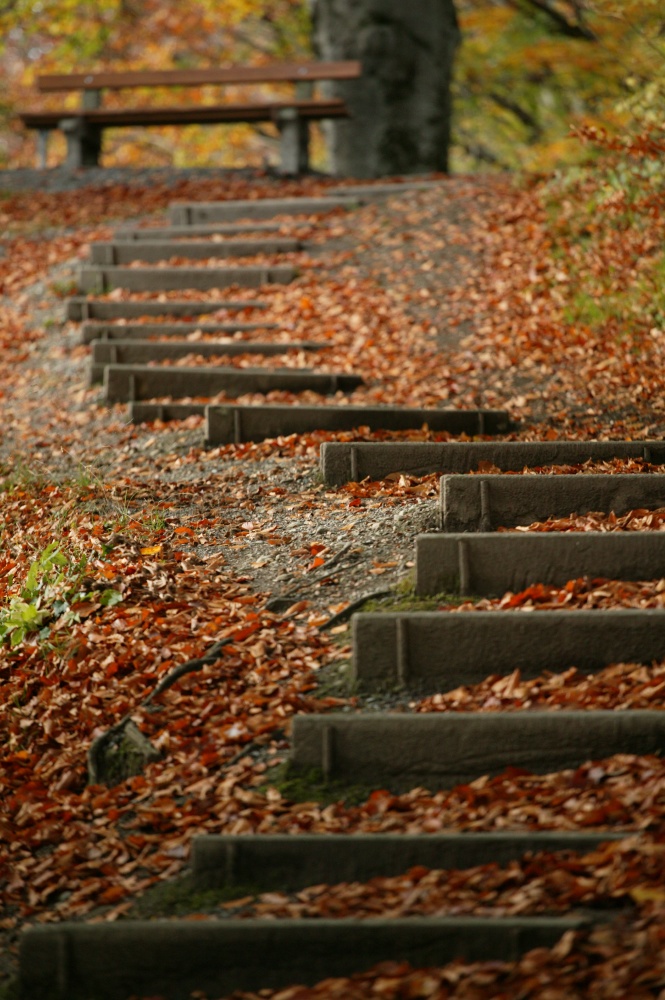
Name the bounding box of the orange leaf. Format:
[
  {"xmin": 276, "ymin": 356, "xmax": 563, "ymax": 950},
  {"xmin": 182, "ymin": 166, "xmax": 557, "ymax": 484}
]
[{"xmin": 140, "ymin": 544, "xmax": 162, "ymax": 555}]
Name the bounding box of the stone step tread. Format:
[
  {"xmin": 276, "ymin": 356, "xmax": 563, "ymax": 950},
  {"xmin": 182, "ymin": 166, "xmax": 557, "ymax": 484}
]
[
  {"xmin": 290, "ymin": 710, "xmax": 665, "ymax": 789},
  {"xmin": 205, "ymin": 403, "xmax": 513, "ymax": 445},
  {"xmin": 326, "ymin": 181, "xmax": 447, "ymax": 197},
  {"xmin": 191, "ymin": 831, "xmax": 625, "ymax": 890},
  {"xmin": 103, "ymin": 363, "xmax": 363, "ymax": 404},
  {"xmin": 90, "ymin": 340, "xmax": 323, "ymax": 382},
  {"xmin": 416, "ymin": 530, "xmax": 665, "ymax": 597},
  {"xmin": 19, "ymin": 915, "xmax": 598, "ymax": 1000},
  {"xmin": 441, "ymin": 472, "xmax": 665, "ymax": 532},
  {"xmin": 89, "ymin": 237, "xmax": 302, "ymax": 264},
  {"xmin": 351, "ymin": 608, "xmax": 665, "ymax": 693},
  {"xmin": 82, "ymin": 320, "xmax": 280, "ymax": 342},
  {"xmin": 79, "ymin": 264, "xmax": 295, "ymax": 293},
  {"xmin": 67, "ymin": 296, "xmax": 268, "ymax": 321},
  {"xmin": 169, "ymin": 195, "xmax": 361, "ymax": 224},
  {"xmin": 115, "ymin": 222, "xmax": 285, "ymax": 239},
  {"xmin": 320, "ymin": 439, "xmax": 665, "ymax": 485}
]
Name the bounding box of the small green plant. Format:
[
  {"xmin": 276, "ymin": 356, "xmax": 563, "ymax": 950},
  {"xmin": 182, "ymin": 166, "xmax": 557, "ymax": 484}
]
[
  {"xmin": 49, "ymin": 279, "xmax": 78, "ymax": 298},
  {"xmin": 0, "ymin": 542, "xmax": 122, "ymax": 647}
]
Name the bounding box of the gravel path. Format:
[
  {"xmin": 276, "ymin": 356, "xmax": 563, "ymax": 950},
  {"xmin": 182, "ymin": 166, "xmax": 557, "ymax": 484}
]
[{"xmin": 0, "ymin": 170, "xmax": 490, "ymax": 626}]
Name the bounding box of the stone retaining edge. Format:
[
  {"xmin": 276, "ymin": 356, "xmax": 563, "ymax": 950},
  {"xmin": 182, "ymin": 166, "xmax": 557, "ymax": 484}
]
[
  {"xmin": 67, "ymin": 297, "xmax": 268, "ymax": 321},
  {"xmin": 351, "ymin": 609, "xmax": 665, "ymax": 692},
  {"xmin": 81, "ymin": 321, "xmax": 279, "ymax": 342},
  {"xmin": 169, "ymin": 195, "xmax": 361, "ymax": 224},
  {"xmin": 440, "ymin": 473, "xmax": 665, "ymax": 532},
  {"xmin": 89, "ymin": 237, "xmax": 301, "ymax": 265},
  {"xmin": 191, "ymin": 832, "xmax": 625, "ymax": 890},
  {"xmin": 415, "ymin": 531, "xmax": 665, "ymax": 596},
  {"xmin": 320, "ymin": 440, "xmax": 665, "ymax": 485},
  {"xmin": 90, "ymin": 340, "xmax": 322, "ymax": 383},
  {"xmin": 290, "ymin": 710, "xmax": 665, "ymax": 788},
  {"xmin": 205, "ymin": 404, "xmax": 513, "ymax": 445},
  {"xmin": 103, "ymin": 364, "xmax": 363, "ymax": 404},
  {"xmin": 19, "ymin": 915, "xmax": 594, "ymax": 1000},
  {"xmin": 78, "ymin": 265, "xmax": 295, "ymax": 293}
]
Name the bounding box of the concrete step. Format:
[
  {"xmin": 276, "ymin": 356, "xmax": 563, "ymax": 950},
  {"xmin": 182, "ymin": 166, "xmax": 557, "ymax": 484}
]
[
  {"xmin": 169, "ymin": 195, "xmax": 361, "ymax": 224},
  {"xmin": 191, "ymin": 831, "xmax": 624, "ymax": 892},
  {"xmin": 104, "ymin": 364, "xmax": 363, "ymax": 404},
  {"xmin": 441, "ymin": 472, "xmax": 665, "ymax": 532},
  {"xmin": 81, "ymin": 320, "xmax": 279, "ymax": 343},
  {"xmin": 290, "ymin": 709, "xmax": 665, "ymax": 789},
  {"xmin": 205, "ymin": 404, "xmax": 513, "ymax": 445},
  {"xmin": 90, "ymin": 339, "xmax": 323, "ymax": 383},
  {"xmin": 79, "ymin": 264, "xmax": 295, "ymax": 294},
  {"xmin": 89, "ymin": 237, "xmax": 302, "ymax": 265},
  {"xmin": 115, "ymin": 222, "xmax": 284, "ymax": 239},
  {"xmin": 351, "ymin": 609, "xmax": 665, "ymax": 693},
  {"xmin": 67, "ymin": 296, "xmax": 267, "ymax": 321},
  {"xmin": 416, "ymin": 531, "xmax": 665, "ymax": 597},
  {"xmin": 19, "ymin": 914, "xmax": 597, "ymax": 1000},
  {"xmin": 130, "ymin": 402, "xmax": 206, "ymax": 422},
  {"xmin": 321, "ymin": 440, "xmax": 665, "ymax": 485},
  {"xmin": 325, "ymin": 181, "xmax": 446, "ymax": 198}
]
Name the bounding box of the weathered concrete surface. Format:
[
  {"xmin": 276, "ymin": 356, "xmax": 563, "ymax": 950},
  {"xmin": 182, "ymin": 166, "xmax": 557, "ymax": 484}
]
[
  {"xmin": 82, "ymin": 320, "xmax": 279, "ymax": 343},
  {"xmin": 321, "ymin": 440, "xmax": 665, "ymax": 485},
  {"xmin": 311, "ymin": 0, "xmax": 459, "ymax": 177},
  {"xmin": 89, "ymin": 238, "xmax": 301, "ymax": 265},
  {"xmin": 169, "ymin": 196, "xmax": 360, "ymax": 225},
  {"xmin": 115, "ymin": 222, "xmax": 284, "ymax": 239},
  {"xmin": 130, "ymin": 402, "xmax": 206, "ymax": 422},
  {"xmin": 206, "ymin": 404, "xmax": 513, "ymax": 445},
  {"xmin": 104, "ymin": 364, "xmax": 363, "ymax": 403},
  {"xmin": 441, "ymin": 472, "xmax": 665, "ymax": 532},
  {"xmin": 19, "ymin": 915, "xmax": 594, "ymax": 1000},
  {"xmin": 326, "ymin": 181, "xmax": 448, "ymax": 198},
  {"xmin": 290, "ymin": 710, "xmax": 665, "ymax": 788},
  {"xmin": 67, "ymin": 297, "xmax": 267, "ymax": 321},
  {"xmin": 79, "ymin": 264, "xmax": 295, "ymax": 294},
  {"xmin": 191, "ymin": 832, "xmax": 624, "ymax": 891},
  {"xmin": 91, "ymin": 339, "xmax": 322, "ymax": 382},
  {"xmin": 416, "ymin": 531, "xmax": 665, "ymax": 597},
  {"xmin": 351, "ymin": 609, "xmax": 665, "ymax": 692}
]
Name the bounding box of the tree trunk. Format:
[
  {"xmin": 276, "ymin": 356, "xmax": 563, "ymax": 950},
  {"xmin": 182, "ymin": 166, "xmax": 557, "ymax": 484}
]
[{"xmin": 310, "ymin": 0, "xmax": 460, "ymax": 178}]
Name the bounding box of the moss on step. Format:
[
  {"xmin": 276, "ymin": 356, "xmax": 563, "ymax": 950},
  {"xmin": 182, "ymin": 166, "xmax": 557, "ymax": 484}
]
[
  {"xmin": 263, "ymin": 762, "xmax": 375, "ymax": 808},
  {"xmin": 127, "ymin": 874, "xmax": 262, "ymax": 919}
]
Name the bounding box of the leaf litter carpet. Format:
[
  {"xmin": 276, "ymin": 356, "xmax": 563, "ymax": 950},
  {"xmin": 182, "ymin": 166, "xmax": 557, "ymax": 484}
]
[{"xmin": 1, "ymin": 170, "xmax": 665, "ymax": 996}]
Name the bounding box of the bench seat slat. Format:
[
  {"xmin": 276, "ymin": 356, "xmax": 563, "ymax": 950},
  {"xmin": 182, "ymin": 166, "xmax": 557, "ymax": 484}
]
[
  {"xmin": 37, "ymin": 60, "xmax": 362, "ymax": 92},
  {"xmin": 20, "ymin": 98, "xmax": 349, "ymax": 129}
]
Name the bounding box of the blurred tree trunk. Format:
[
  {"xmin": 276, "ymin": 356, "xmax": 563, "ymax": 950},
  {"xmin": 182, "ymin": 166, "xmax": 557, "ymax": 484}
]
[{"xmin": 310, "ymin": 0, "xmax": 460, "ymax": 177}]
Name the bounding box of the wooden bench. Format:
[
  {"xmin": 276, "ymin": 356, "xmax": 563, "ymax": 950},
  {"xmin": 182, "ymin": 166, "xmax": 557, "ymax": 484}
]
[{"xmin": 19, "ymin": 60, "xmax": 361, "ymax": 174}]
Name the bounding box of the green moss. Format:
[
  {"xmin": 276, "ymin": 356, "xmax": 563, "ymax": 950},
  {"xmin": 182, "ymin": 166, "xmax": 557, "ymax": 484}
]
[
  {"xmin": 263, "ymin": 763, "xmax": 375, "ymax": 808},
  {"xmin": 129, "ymin": 875, "xmax": 262, "ymax": 919},
  {"xmin": 0, "ymin": 978, "xmax": 19, "ymax": 1000}
]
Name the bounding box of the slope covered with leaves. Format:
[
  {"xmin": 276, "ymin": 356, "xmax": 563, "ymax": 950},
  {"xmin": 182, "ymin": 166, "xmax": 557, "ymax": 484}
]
[{"xmin": 1, "ymin": 138, "xmax": 665, "ymax": 994}]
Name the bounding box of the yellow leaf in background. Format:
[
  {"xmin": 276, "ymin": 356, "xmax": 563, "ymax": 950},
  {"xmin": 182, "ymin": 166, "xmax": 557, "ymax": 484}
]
[
  {"xmin": 140, "ymin": 544, "xmax": 162, "ymax": 556},
  {"xmin": 629, "ymin": 887, "xmax": 665, "ymax": 905}
]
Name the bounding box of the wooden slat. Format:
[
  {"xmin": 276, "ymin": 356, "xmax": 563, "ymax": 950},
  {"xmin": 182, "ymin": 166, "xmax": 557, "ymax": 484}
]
[
  {"xmin": 20, "ymin": 98, "xmax": 349, "ymax": 130},
  {"xmin": 37, "ymin": 60, "xmax": 362, "ymax": 92}
]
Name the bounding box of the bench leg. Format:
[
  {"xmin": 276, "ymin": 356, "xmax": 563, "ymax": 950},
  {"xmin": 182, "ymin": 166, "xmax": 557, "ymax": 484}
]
[
  {"xmin": 36, "ymin": 130, "xmax": 50, "ymax": 169},
  {"xmin": 60, "ymin": 117, "xmax": 102, "ymax": 169},
  {"xmin": 276, "ymin": 109, "xmax": 310, "ymax": 175}
]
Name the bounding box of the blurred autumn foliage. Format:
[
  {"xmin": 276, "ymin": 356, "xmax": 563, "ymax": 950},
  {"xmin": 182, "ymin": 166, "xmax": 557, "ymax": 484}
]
[
  {"xmin": 0, "ymin": 0, "xmax": 312, "ymax": 168},
  {"xmin": 452, "ymin": 0, "xmax": 665, "ymax": 172},
  {"xmin": 2, "ymin": 1, "xmax": 665, "ymax": 172}
]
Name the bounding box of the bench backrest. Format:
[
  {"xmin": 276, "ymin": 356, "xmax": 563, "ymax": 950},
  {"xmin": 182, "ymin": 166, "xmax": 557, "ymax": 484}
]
[{"xmin": 37, "ymin": 60, "xmax": 361, "ymax": 92}]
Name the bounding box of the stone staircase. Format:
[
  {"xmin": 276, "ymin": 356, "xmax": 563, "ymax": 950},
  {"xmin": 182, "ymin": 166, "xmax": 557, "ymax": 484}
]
[{"xmin": 17, "ymin": 183, "xmax": 665, "ymax": 1000}]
